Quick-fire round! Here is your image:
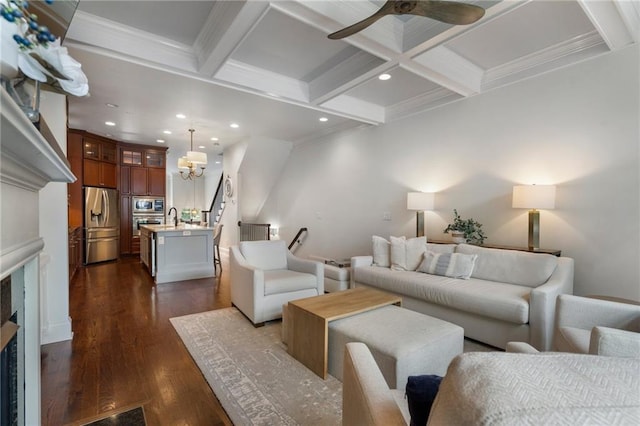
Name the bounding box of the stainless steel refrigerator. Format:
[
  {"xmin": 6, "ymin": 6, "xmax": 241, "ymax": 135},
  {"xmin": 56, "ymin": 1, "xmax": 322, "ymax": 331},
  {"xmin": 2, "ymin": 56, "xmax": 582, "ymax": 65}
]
[{"xmin": 84, "ymin": 187, "xmax": 119, "ymax": 264}]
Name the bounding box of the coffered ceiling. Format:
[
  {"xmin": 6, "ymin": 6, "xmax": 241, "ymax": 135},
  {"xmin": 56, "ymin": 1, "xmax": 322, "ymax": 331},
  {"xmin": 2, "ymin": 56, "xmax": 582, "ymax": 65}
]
[{"xmin": 63, "ymin": 1, "xmax": 638, "ymax": 171}]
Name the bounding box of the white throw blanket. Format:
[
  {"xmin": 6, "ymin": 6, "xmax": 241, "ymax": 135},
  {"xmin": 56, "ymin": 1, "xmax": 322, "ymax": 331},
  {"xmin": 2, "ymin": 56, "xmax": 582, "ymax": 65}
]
[{"xmin": 428, "ymin": 352, "xmax": 640, "ymax": 425}]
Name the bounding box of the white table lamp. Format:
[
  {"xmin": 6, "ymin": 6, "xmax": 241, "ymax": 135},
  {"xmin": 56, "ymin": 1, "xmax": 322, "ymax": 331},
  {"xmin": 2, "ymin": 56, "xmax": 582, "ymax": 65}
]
[
  {"xmin": 512, "ymin": 185, "xmax": 556, "ymax": 250},
  {"xmin": 407, "ymin": 192, "xmax": 435, "ymax": 238}
]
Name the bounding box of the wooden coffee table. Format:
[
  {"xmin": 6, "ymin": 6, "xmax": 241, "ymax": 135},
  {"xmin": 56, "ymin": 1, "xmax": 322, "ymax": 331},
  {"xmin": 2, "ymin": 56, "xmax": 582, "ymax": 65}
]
[{"xmin": 286, "ymin": 287, "xmax": 401, "ymax": 379}]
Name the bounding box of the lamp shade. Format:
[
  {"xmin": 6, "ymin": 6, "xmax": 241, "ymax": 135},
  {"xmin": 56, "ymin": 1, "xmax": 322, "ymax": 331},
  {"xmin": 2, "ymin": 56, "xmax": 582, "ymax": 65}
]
[
  {"xmin": 407, "ymin": 192, "xmax": 435, "ymax": 211},
  {"xmin": 512, "ymin": 185, "xmax": 556, "ymax": 209},
  {"xmin": 187, "ymin": 151, "xmax": 207, "ymax": 165},
  {"xmin": 177, "ymin": 157, "xmax": 190, "ymax": 169}
]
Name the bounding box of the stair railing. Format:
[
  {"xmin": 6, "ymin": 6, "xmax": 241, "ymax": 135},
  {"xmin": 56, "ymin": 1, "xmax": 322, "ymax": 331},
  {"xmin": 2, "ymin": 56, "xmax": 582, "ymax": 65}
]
[
  {"xmin": 238, "ymin": 221, "xmax": 271, "ymax": 241},
  {"xmin": 288, "ymin": 227, "xmax": 308, "ymax": 252},
  {"xmin": 203, "ymin": 174, "xmax": 225, "ymax": 225}
]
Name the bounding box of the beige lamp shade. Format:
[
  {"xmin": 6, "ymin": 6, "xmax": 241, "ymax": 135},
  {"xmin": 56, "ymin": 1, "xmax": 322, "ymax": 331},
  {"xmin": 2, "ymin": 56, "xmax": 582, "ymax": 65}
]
[
  {"xmin": 177, "ymin": 157, "xmax": 190, "ymax": 169},
  {"xmin": 512, "ymin": 185, "xmax": 556, "ymax": 209},
  {"xmin": 407, "ymin": 192, "xmax": 435, "ymax": 211},
  {"xmin": 187, "ymin": 151, "xmax": 207, "ymax": 165}
]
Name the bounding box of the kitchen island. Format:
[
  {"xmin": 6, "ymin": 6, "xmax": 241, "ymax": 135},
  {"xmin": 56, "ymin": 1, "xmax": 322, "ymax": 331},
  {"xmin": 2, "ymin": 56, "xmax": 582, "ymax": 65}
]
[{"xmin": 140, "ymin": 224, "xmax": 216, "ymax": 284}]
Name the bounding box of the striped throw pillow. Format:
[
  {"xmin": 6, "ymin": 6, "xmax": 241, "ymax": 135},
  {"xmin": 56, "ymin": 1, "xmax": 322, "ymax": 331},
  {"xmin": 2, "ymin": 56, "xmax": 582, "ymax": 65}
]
[{"xmin": 417, "ymin": 251, "xmax": 478, "ymax": 279}]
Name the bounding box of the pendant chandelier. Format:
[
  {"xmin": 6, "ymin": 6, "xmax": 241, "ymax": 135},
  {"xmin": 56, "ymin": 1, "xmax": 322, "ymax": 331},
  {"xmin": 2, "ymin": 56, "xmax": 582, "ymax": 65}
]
[{"xmin": 178, "ymin": 128, "xmax": 207, "ymax": 180}]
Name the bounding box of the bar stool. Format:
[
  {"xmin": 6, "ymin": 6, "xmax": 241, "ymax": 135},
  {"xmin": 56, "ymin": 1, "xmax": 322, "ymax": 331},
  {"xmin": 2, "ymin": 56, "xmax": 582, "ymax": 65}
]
[{"xmin": 213, "ymin": 224, "xmax": 223, "ymax": 274}]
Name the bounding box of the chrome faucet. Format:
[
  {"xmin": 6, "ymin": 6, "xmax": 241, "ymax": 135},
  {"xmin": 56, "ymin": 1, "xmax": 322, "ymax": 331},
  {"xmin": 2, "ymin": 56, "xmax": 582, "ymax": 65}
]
[{"xmin": 168, "ymin": 207, "xmax": 178, "ymax": 227}]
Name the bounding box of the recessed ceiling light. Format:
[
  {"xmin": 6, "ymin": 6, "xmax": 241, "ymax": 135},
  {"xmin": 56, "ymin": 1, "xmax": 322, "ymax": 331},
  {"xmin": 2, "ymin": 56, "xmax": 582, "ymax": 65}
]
[
  {"xmin": 215, "ymin": 161, "xmax": 221, "ymax": 164},
  {"xmin": 163, "ymin": 130, "xmax": 172, "ymax": 134},
  {"xmin": 198, "ymin": 145, "xmax": 205, "ymax": 149},
  {"xmin": 230, "ymin": 123, "xmax": 239, "ymax": 129},
  {"xmin": 378, "ymin": 73, "xmax": 391, "ymax": 81},
  {"xmin": 105, "ymin": 103, "xmax": 118, "ymax": 108},
  {"xmin": 319, "ymin": 117, "xmax": 328, "ymax": 122},
  {"xmin": 105, "ymin": 121, "xmax": 116, "ymax": 126},
  {"xmin": 156, "ymin": 139, "xmax": 165, "ymax": 143},
  {"xmin": 211, "ymin": 137, "xmax": 219, "ymax": 141},
  {"xmin": 176, "ymin": 113, "xmax": 186, "ymax": 119}
]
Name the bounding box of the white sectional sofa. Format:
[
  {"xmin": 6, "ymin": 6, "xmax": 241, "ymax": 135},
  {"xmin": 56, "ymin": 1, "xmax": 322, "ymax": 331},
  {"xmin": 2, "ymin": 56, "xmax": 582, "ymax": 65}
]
[{"xmin": 351, "ymin": 240, "xmax": 574, "ymax": 351}]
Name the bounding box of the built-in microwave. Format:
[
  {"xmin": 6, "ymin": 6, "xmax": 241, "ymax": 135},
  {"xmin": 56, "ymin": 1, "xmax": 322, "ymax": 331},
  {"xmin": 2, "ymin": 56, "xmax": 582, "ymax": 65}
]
[{"xmin": 132, "ymin": 197, "xmax": 164, "ymax": 214}]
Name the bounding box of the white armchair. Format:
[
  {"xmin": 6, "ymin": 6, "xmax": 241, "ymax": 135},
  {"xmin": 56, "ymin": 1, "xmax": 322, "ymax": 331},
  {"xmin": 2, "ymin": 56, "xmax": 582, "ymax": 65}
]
[
  {"xmin": 230, "ymin": 240, "xmax": 323, "ymax": 326},
  {"xmin": 553, "ymin": 294, "xmax": 640, "ymax": 357}
]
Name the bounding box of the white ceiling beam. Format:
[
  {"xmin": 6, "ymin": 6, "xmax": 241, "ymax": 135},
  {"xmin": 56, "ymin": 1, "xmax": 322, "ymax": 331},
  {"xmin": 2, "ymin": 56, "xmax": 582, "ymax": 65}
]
[
  {"xmin": 195, "ymin": 1, "xmax": 270, "ymax": 77},
  {"xmin": 386, "ymin": 88, "xmax": 461, "ymax": 122},
  {"xmin": 308, "ymin": 51, "xmax": 387, "ymax": 104},
  {"xmin": 273, "ymin": 0, "xmax": 403, "ymax": 56},
  {"xmin": 215, "ymin": 60, "xmax": 309, "ymax": 103},
  {"xmin": 577, "ymin": 0, "xmax": 636, "ymax": 50},
  {"xmin": 320, "ymin": 95, "xmax": 385, "ymax": 125},
  {"xmin": 66, "ymin": 11, "xmax": 197, "ymax": 73},
  {"xmin": 411, "ymin": 46, "xmax": 484, "ymax": 96},
  {"xmin": 614, "ymin": 0, "xmax": 640, "ymax": 43}
]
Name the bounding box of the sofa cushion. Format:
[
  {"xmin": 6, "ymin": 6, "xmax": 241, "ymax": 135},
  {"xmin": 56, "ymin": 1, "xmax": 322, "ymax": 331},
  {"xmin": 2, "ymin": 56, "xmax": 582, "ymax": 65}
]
[
  {"xmin": 391, "ymin": 236, "xmax": 426, "ymax": 271},
  {"xmin": 263, "ymin": 270, "xmax": 318, "ymax": 295},
  {"xmin": 417, "ymin": 252, "xmax": 477, "ymax": 280},
  {"xmin": 554, "ymin": 326, "xmax": 591, "ymax": 353},
  {"xmin": 353, "ymin": 266, "xmax": 531, "ymax": 324},
  {"xmin": 428, "ymin": 352, "xmax": 640, "ymax": 425},
  {"xmin": 239, "ymin": 240, "xmax": 287, "ymax": 271},
  {"xmin": 372, "ymin": 235, "xmax": 391, "ymax": 267},
  {"xmin": 455, "ymin": 244, "xmax": 557, "ymax": 287},
  {"xmin": 426, "ymin": 243, "xmax": 456, "ymax": 254}
]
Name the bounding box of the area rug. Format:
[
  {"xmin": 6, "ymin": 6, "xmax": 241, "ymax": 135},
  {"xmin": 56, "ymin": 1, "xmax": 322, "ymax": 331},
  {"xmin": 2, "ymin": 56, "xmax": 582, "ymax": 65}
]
[
  {"xmin": 170, "ymin": 308, "xmax": 342, "ymax": 425},
  {"xmin": 171, "ymin": 307, "xmax": 494, "ymax": 426}
]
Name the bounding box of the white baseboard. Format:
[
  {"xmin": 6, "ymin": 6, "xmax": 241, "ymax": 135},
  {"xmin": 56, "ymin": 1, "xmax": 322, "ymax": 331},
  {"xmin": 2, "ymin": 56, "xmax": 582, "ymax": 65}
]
[{"xmin": 41, "ymin": 316, "xmax": 73, "ymax": 344}]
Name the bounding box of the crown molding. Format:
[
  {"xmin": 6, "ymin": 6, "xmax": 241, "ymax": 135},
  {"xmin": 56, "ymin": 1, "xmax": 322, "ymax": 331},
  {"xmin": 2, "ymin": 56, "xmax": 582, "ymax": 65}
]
[
  {"xmin": 66, "ymin": 11, "xmax": 197, "ymax": 73},
  {"xmin": 483, "ymin": 31, "xmax": 606, "ymax": 90}
]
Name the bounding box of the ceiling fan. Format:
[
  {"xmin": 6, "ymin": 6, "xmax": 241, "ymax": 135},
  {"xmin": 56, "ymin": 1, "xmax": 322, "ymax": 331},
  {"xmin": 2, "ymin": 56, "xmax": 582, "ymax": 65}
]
[{"xmin": 328, "ymin": 0, "xmax": 485, "ymax": 40}]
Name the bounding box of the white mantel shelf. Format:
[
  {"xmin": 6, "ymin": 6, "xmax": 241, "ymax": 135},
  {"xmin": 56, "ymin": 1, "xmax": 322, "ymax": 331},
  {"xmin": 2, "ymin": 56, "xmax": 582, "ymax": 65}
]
[{"xmin": 1, "ymin": 86, "xmax": 75, "ymax": 191}]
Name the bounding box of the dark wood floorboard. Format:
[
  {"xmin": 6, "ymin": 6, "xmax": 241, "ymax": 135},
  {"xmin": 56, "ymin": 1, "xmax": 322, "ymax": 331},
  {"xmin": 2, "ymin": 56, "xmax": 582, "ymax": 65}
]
[{"xmin": 41, "ymin": 255, "xmax": 232, "ymax": 426}]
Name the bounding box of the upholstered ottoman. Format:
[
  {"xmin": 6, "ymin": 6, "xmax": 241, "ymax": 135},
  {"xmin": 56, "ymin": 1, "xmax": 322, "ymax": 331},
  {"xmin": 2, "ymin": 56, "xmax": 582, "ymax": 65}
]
[
  {"xmin": 328, "ymin": 305, "xmax": 463, "ymax": 389},
  {"xmin": 324, "ymin": 263, "xmax": 350, "ymax": 292}
]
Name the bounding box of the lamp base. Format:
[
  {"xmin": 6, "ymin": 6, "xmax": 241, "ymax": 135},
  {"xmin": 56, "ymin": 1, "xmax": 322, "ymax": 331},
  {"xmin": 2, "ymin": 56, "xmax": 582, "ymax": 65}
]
[
  {"xmin": 416, "ymin": 211, "xmax": 425, "ymax": 238},
  {"xmin": 528, "ymin": 209, "xmax": 540, "ymax": 250}
]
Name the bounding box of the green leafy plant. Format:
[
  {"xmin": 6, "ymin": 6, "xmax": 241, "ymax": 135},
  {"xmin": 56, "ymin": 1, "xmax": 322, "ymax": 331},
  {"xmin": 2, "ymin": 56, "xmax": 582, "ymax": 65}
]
[{"xmin": 443, "ymin": 209, "xmax": 486, "ymax": 245}]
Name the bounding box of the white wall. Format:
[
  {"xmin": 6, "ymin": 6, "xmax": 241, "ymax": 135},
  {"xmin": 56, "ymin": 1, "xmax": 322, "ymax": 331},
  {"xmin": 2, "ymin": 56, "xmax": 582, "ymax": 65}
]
[
  {"xmin": 38, "ymin": 89, "xmax": 73, "ymax": 344},
  {"xmin": 238, "ymin": 137, "xmax": 293, "ymax": 220},
  {"xmin": 260, "ymin": 45, "xmax": 640, "ymax": 301},
  {"xmin": 220, "ymin": 140, "xmax": 248, "ymax": 247}
]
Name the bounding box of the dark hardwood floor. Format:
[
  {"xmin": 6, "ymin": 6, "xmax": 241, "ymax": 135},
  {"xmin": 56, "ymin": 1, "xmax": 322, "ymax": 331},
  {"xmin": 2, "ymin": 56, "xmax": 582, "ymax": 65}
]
[{"xmin": 41, "ymin": 255, "xmax": 233, "ymax": 426}]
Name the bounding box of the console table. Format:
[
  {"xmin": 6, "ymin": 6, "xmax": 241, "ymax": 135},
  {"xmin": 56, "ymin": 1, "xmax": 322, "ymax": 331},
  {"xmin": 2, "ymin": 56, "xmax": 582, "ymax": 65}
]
[{"xmin": 428, "ymin": 239, "xmax": 561, "ymax": 257}]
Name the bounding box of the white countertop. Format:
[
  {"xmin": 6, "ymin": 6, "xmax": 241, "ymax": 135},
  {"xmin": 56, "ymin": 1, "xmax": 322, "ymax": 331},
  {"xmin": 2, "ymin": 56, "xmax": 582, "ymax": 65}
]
[{"xmin": 141, "ymin": 224, "xmax": 215, "ymax": 233}]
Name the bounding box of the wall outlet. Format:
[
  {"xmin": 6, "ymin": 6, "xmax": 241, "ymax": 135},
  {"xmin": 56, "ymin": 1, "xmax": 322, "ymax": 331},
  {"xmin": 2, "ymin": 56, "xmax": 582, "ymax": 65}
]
[{"xmin": 382, "ymin": 212, "xmax": 391, "ymax": 221}]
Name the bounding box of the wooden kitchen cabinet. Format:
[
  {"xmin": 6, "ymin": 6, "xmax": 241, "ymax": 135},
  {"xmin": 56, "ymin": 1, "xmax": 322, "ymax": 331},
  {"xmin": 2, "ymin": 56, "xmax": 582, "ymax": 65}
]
[
  {"xmin": 130, "ymin": 167, "xmax": 148, "ymax": 195},
  {"xmin": 147, "ymin": 168, "xmax": 165, "ymax": 196},
  {"xmin": 83, "ymin": 158, "xmax": 117, "ymax": 188},
  {"xmin": 83, "ymin": 137, "xmax": 117, "ymax": 163},
  {"xmin": 120, "ymin": 195, "xmax": 131, "ymax": 254}
]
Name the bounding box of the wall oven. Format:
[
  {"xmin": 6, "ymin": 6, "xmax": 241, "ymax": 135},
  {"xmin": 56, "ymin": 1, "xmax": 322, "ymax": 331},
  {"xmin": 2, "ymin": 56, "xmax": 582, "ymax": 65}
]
[
  {"xmin": 132, "ymin": 197, "xmax": 164, "ymax": 215},
  {"xmin": 132, "ymin": 215, "xmax": 165, "ymax": 236}
]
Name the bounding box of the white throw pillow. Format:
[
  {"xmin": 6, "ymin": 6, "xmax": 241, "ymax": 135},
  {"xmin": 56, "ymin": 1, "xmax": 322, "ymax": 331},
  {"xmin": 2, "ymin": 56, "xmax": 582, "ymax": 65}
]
[
  {"xmin": 372, "ymin": 235, "xmax": 391, "ymax": 267},
  {"xmin": 391, "ymin": 236, "xmax": 426, "ymax": 271},
  {"xmin": 417, "ymin": 251, "xmax": 478, "ymax": 279}
]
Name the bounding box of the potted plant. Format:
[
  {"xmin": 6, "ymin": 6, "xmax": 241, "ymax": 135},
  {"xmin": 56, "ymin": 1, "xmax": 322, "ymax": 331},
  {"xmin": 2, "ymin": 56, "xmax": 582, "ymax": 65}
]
[{"xmin": 443, "ymin": 209, "xmax": 486, "ymax": 245}]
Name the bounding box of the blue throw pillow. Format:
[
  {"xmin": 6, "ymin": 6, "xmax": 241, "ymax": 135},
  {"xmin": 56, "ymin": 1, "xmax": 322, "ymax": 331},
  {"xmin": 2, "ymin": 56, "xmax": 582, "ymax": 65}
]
[{"xmin": 405, "ymin": 375, "xmax": 443, "ymax": 426}]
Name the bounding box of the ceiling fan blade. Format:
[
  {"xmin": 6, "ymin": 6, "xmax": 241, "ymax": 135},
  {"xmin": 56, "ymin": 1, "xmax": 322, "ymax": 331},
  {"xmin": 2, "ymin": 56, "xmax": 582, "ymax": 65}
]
[
  {"xmin": 412, "ymin": 1, "xmax": 485, "ymax": 25},
  {"xmin": 328, "ymin": 0, "xmax": 396, "ymax": 40}
]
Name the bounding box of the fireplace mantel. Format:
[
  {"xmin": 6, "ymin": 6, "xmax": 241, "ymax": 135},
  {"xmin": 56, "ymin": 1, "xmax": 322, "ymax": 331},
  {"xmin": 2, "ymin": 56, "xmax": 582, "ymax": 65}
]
[
  {"xmin": 1, "ymin": 85, "xmax": 75, "ymax": 426},
  {"xmin": 1, "ymin": 86, "xmax": 75, "ymax": 192}
]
